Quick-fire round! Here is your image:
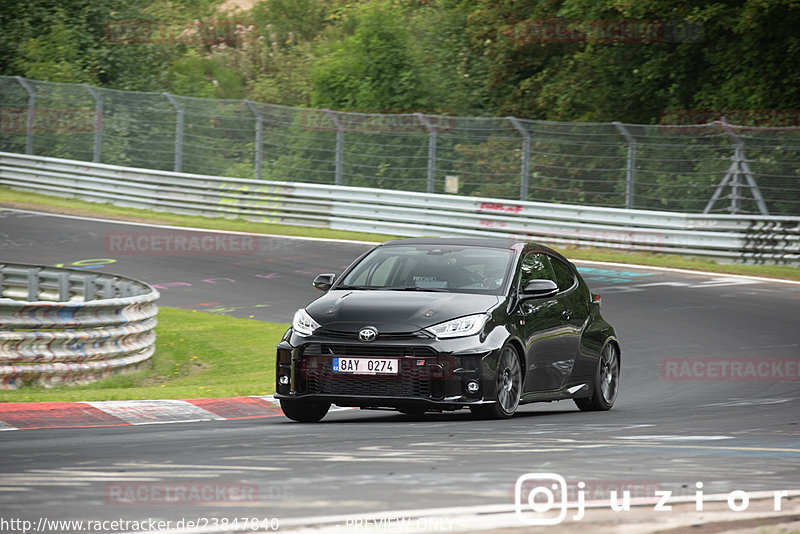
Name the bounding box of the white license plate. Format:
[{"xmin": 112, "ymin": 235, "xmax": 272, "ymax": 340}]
[{"xmin": 332, "ymin": 357, "xmax": 398, "ymax": 375}]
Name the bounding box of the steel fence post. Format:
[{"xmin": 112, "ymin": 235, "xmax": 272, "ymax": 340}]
[
  {"xmin": 163, "ymin": 93, "xmax": 184, "ymax": 173},
  {"xmin": 508, "ymin": 117, "xmax": 531, "ymax": 201},
  {"xmin": 14, "ymin": 77, "xmax": 35, "ymax": 155},
  {"xmin": 613, "ymin": 122, "xmax": 637, "ymax": 209},
  {"xmin": 417, "ymin": 113, "xmax": 437, "ymax": 193},
  {"xmin": 245, "ymin": 100, "xmax": 263, "ymax": 179},
  {"xmin": 324, "ymin": 109, "xmax": 343, "ymax": 186},
  {"xmin": 84, "ymin": 84, "xmax": 103, "ymax": 163}
]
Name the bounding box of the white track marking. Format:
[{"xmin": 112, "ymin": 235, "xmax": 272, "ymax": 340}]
[
  {"xmin": 616, "ymin": 435, "xmax": 734, "ymax": 441},
  {"xmin": 701, "ymin": 398, "xmax": 797, "ymax": 407},
  {"xmin": 0, "ymin": 421, "xmax": 18, "ymax": 431},
  {"xmin": 120, "ymin": 491, "xmax": 800, "ymax": 534},
  {"xmin": 256, "ymin": 394, "xmax": 355, "ymax": 412},
  {"xmin": 86, "ymin": 400, "xmax": 223, "ymax": 425},
  {"xmin": 0, "ymin": 208, "xmax": 375, "ymax": 245}
]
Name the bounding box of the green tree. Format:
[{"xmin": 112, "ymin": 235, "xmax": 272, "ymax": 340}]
[
  {"xmin": 310, "ymin": 2, "xmax": 431, "ymax": 112},
  {"xmin": 14, "ymin": 10, "xmax": 96, "ymax": 84},
  {"xmin": 464, "ymin": 0, "xmax": 800, "ymax": 123},
  {"xmin": 251, "ymin": 0, "xmax": 328, "ymax": 43}
]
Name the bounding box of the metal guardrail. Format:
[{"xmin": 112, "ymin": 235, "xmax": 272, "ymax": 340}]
[
  {"xmin": 0, "ymin": 262, "xmax": 159, "ymax": 389},
  {"xmin": 1, "ymin": 151, "xmax": 798, "ymax": 265}
]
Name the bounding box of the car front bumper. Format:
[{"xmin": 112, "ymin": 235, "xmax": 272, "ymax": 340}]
[{"xmin": 275, "ymin": 329, "xmax": 506, "ymax": 410}]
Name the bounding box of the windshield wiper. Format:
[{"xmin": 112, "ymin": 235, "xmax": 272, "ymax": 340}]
[
  {"xmin": 335, "ymin": 284, "xmax": 382, "ymax": 290},
  {"xmin": 384, "ymin": 286, "xmax": 450, "ymax": 292},
  {"xmin": 337, "ymin": 285, "xmax": 450, "ymax": 292}
]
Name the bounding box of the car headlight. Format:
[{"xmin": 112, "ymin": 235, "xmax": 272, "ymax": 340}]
[
  {"xmin": 293, "ymin": 308, "xmax": 320, "ymax": 337},
  {"xmin": 426, "ymin": 314, "xmax": 488, "ymax": 339}
]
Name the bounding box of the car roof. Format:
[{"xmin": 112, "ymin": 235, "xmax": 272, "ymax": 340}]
[{"xmin": 378, "ymin": 237, "xmax": 569, "ymax": 262}]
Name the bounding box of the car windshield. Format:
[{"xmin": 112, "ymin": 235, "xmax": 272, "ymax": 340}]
[{"xmin": 337, "ymin": 244, "xmax": 514, "ymax": 294}]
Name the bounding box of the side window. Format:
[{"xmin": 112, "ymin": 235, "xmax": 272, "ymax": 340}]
[
  {"xmin": 519, "ymin": 253, "xmax": 556, "ymax": 287},
  {"xmin": 550, "ymin": 258, "xmax": 577, "ymax": 292}
]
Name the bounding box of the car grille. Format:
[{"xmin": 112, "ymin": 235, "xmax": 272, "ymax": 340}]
[
  {"xmin": 298, "ymin": 344, "xmax": 442, "ymax": 399},
  {"xmin": 303, "ymin": 343, "xmax": 437, "ymax": 359},
  {"xmin": 314, "ymin": 329, "xmax": 432, "ymax": 341}
]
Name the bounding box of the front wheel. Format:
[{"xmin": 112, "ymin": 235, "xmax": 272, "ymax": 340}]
[
  {"xmin": 471, "ymin": 346, "xmax": 522, "ymax": 419},
  {"xmin": 280, "ymin": 399, "xmax": 331, "ymax": 422},
  {"xmin": 575, "ymin": 342, "xmax": 619, "ymax": 411}
]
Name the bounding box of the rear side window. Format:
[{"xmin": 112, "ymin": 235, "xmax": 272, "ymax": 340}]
[
  {"xmin": 519, "ymin": 253, "xmax": 556, "ymax": 287},
  {"xmin": 550, "ymin": 258, "xmax": 577, "ymax": 292}
]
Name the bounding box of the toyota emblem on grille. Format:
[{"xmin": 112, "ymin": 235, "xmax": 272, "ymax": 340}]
[{"xmin": 358, "ymin": 327, "xmax": 378, "ymax": 342}]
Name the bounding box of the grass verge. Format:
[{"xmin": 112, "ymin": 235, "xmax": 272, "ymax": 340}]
[
  {"xmin": 2, "ymin": 186, "xmax": 798, "ymax": 281},
  {"xmin": 0, "ymin": 186, "xmax": 397, "ymax": 243},
  {"xmin": 0, "ymin": 307, "xmax": 287, "ymax": 403}
]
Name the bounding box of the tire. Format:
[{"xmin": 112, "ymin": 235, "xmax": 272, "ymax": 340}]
[
  {"xmin": 280, "ymin": 399, "xmax": 331, "ymax": 422},
  {"xmin": 470, "ymin": 345, "xmax": 522, "ymax": 419},
  {"xmin": 575, "ymin": 342, "xmax": 619, "ymax": 412}
]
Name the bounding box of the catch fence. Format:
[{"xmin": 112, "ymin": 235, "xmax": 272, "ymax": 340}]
[{"xmin": 2, "ymin": 76, "xmax": 799, "ymax": 216}]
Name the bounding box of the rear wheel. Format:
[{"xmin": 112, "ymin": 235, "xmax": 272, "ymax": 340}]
[
  {"xmin": 280, "ymin": 399, "xmax": 331, "ymax": 422},
  {"xmin": 471, "ymin": 346, "xmax": 522, "ymax": 419},
  {"xmin": 575, "ymin": 342, "xmax": 619, "ymax": 411}
]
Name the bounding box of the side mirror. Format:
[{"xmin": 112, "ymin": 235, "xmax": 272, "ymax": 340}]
[
  {"xmin": 313, "ymin": 273, "xmax": 336, "ymax": 292},
  {"xmin": 521, "ymin": 279, "xmax": 558, "ymax": 299}
]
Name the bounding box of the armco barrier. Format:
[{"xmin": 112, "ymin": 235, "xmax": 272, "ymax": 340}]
[
  {"xmin": 0, "ymin": 263, "xmax": 159, "ymax": 389},
  {"xmin": 1, "ymin": 151, "xmax": 798, "ymax": 265}
]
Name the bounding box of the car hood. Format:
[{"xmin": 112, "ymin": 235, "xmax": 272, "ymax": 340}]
[{"xmin": 306, "ymin": 290, "xmax": 502, "ymax": 334}]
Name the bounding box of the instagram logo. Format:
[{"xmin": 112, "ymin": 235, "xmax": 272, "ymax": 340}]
[
  {"xmin": 515, "ymin": 473, "xmax": 571, "ymax": 525},
  {"xmin": 514, "ymin": 473, "xmax": 792, "ymax": 525}
]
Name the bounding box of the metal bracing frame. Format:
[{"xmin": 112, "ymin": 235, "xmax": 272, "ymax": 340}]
[{"xmin": 704, "ymin": 119, "xmax": 769, "ymax": 215}]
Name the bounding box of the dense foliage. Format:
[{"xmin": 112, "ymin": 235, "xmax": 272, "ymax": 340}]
[{"xmin": 2, "ymin": 0, "xmax": 798, "ymax": 123}]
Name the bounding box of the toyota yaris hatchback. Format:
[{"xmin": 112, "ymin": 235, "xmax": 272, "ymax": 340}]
[{"xmin": 275, "ymin": 238, "xmax": 620, "ymax": 422}]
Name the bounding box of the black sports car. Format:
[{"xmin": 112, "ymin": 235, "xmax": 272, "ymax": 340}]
[{"xmin": 275, "ymin": 238, "xmax": 620, "ymax": 422}]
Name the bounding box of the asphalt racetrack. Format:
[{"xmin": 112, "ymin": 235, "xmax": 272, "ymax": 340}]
[{"xmin": 0, "ymin": 209, "xmax": 798, "ymax": 531}]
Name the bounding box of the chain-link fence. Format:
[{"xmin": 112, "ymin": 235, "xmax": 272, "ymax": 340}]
[{"xmin": 2, "ymin": 76, "xmax": 799, "ymax": 215}]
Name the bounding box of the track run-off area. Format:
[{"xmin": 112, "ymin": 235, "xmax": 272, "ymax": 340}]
[{"xmin": 0, "ymin": 208, "xmax": 798, "ymax": 533}]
